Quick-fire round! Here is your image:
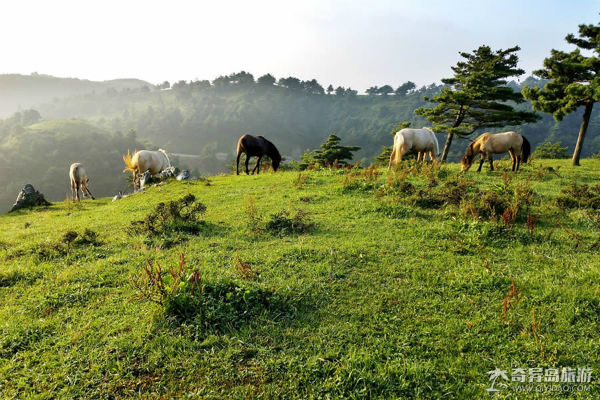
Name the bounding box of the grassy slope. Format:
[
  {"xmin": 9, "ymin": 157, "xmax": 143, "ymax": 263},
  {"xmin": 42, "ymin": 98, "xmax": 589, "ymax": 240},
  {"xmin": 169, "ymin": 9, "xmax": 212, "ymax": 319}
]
[{"xmin": 0, "ymin": 160, "xmax": 599, "ymax": 399}]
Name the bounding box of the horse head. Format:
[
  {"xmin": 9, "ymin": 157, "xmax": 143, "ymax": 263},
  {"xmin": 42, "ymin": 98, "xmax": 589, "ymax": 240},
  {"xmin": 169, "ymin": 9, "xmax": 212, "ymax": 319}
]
[
  {"xmin": 461, "ymin": 143, "xmax": 475, "ymax": 172},
  {"xmin": 265, "ymin": 140, "xmax": 282, "ymax": 171}
]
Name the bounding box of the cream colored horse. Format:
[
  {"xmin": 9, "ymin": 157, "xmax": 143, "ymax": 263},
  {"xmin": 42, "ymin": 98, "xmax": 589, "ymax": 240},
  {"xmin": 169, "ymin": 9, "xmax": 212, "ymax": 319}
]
[
  {"xmin": 69, "ymin": 163, "xmax": 95, "ymax": 201},
  {"xmin": 460, "ymin": 131, "xmax": 531, "ymax": 172},
  {"xmin": 388, "ymin": 127, "xmax": 439, "ymax": 169},
  {"xmin": 123, "ymin": 149, "xmax": 171, "ymax": 190}
]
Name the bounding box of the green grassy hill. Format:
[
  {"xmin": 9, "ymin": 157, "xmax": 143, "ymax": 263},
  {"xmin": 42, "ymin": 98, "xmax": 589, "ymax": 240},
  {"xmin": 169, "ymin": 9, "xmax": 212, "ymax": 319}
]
[{"xmin": 1, "ymin": 160, "xmax": 599, "ymax": 398}]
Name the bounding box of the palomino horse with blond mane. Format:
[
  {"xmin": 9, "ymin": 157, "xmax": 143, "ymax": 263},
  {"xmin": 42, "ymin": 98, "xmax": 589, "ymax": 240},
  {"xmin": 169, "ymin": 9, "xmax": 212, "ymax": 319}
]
[
  {"xmin": 123, "ymin": 149, "xmax": 171, "ymax": 190},
  {"xmin": 461, "ymin": 131, "xmax": 530, "ymax": 172},
  {"xmin": 388, "ymin": 127, "xmax": 439, "ymax": 169}
]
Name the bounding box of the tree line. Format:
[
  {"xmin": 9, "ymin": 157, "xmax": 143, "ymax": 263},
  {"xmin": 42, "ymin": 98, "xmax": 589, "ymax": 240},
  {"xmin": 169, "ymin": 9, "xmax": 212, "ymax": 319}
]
[{"xmin": 416, "ymin": 20, "xmax": 600, "ymax": 166}]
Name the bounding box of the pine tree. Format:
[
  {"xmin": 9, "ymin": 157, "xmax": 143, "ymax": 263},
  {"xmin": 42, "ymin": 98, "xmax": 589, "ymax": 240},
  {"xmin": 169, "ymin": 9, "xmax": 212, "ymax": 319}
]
[
  {"xmin": 415, "ymin": 45, "xmax": 539, "ymax": 161},
  {"xmin": 301, "ymin": 134, "xmax": 360, "ymax": 166},
  {"xmin": 522, "ymin": 22, "xmax": 600, "ymax": 166}
]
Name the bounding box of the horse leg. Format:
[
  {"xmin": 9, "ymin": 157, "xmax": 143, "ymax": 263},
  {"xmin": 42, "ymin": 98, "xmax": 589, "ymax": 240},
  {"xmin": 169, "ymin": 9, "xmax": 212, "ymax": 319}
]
[
  {"xmin": 388, "ymin": 149, "xmax": 396, "ymax": 170},
  {"xmin": 509, "ymin": 149, "xmax": 516, "ymax": 172},
  {"xmin": 236, "ymin": 152, "xmax": 241, "ymax": 175},
  {"xmin": 252, "ymin": 156, "xmax": 262, "ymax": 175},
  {"xmin": 477, "ymin": 155, "xmax": 485, "ymax": 172},
  {"xmin": 84, "ymin": 184, "xmax": 95, "ymax": 200},
  {"xmin": 488, "ymin": 154, "xmax": 494, "ymax": 171},
  {"xmin": 430, "ymin": 151, "xmax": 436, "ymax": 162},
  {"xmin": 516, "ymin": 154, "xmax": 521, "ymax": 171},
  {"xmin": 71, "ymin": 181, "xmax": 76, "ymax": 201},
  {"xmin": 417, "ymin": 152, "xmax": 422, "ymax": 162},
  {"xmin": 245, "ymin": 155, "xmax": 250, "ymax": 175}
]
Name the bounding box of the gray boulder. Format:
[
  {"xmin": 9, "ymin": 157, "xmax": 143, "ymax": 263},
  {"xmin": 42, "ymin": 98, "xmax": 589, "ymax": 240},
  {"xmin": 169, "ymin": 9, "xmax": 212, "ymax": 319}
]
[
  {"xmin": 176, "ymin": 170, "xmax": 190, "ymax": 181},
  {"xmin": 139, "ymin": 167, "xmax": 180, "ymax": 188},
  {"xmin": 10, "ymin": 184, "xmax": 51, "ymax": 212}
]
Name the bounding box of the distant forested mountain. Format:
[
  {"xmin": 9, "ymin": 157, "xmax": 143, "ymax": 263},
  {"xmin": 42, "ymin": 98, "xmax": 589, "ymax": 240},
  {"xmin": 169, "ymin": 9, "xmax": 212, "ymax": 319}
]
[
  {"xmin": 34, "ymin": 76, "xmax": 441, "ymax": 163},
  {"xmin": 2, "ymin": 72, "xmax": 600, "ymax": 212},
  {"xmin": 0, "ymin": 73, "xmax": 152, "ymax": 117},
  {"xmin": 33, "ymin": 73, "xmax": 600, "ymax": 163}
]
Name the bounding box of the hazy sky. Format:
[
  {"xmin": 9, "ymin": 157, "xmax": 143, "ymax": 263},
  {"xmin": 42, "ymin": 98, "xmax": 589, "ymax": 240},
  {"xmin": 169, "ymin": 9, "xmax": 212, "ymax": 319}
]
[{"xmin": 1, "ymin": 0, "xmax": 598, "ymax": 91}]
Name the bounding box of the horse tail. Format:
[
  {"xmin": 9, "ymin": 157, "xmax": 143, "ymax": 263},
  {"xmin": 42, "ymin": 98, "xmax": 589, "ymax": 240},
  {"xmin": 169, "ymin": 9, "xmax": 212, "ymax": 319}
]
[
  {"xmin": 394, "ymin": 131, "xmax": 405, "ymax": 163},
  {"xmin": 520, "ymin": 136, "xmax": 531, "ymax": 163},
  {"xmin": 236, "ymin": 136, "xmax": 246, "ymax": 157},
  {"xmin": 69, "ymin": 163, "xmax": 79, "ymax": 182},
  {"xmin": 123, "ymin": 150, "xmax": 137, "ymax": 173},
  {"xmin": 431, "ymin": 130, "xmax": 439, "ymax": 158}
]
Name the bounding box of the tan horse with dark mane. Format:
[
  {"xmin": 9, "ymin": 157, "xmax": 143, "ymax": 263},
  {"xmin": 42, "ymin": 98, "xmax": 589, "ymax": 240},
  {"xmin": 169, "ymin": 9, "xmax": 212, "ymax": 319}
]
[{"xmin": 461, "ymin": 131, "xmax": 531, "ymax": 172}]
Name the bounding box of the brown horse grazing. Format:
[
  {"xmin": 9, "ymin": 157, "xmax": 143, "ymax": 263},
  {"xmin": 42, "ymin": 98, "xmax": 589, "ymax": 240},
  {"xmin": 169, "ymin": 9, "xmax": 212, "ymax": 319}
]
[
  {"xmin": 236, "ymin": 134, "xmax": 282, "ymax": 175},
  {"xmin": 461, "ymin": 131, "xmax": 531, "ymax": 172},
  {"xmin": 69, "ymin": 163, "xmax": 95, "ymax": 201}
]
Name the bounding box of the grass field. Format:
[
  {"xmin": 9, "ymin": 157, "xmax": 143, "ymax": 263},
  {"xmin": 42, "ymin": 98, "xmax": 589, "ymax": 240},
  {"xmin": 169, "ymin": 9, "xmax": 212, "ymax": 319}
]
[{"xmin": 1, "ymin": 159, "xmax": 599, "ymax": 399}]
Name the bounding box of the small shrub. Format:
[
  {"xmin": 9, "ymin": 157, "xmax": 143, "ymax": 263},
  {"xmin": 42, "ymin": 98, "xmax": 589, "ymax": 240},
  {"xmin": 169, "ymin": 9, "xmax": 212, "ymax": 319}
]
[
  {"xmin": 129, "ymin": 194, "xmax": 207, "ymax": 236},
  {"xmin": 265, "ymin": 209, "xmax": 313, "ymax": 236},
  {"xmin": 555, "ymin": 183, "xmax": 600, "ymax": 210},
  {"xmin": 412, "ymin": 190, "xmax": 445, "ymax": 209},
  {"xmin": 130, "ymin": 254, "xmax": 290, "ymax": 331},
  {"xmin": 233, "ymin": 253, "xmax": 258, "ymax": 280},
  {"xmin": 436, "ymin": 177, "xmax": 475, "ymax": 205},
  {"xmin": 129, "ymin": 253, "xmax": 202, "ymax": 307},
  {"xmin": 34, "ymin": 229, "xmax": 102, "ymax": 261},
  {"xmin": 480, "ymin": 190, "xmax": 509, "ymax": 219},
  {"xmin": 532, "ymin": 141, "xmax": 569, "ymax": 159},
  {"xmin": 77, "ymin": 229, "xmax": 100, "ymax": 245}
]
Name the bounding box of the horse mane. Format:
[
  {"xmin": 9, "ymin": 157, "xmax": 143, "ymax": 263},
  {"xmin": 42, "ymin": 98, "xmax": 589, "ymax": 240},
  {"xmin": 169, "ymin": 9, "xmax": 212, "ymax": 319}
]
[
  {"xmin": 264, "ymin": 139, "xmax": 281, "ymax": 162},
  {"xmin": 158, "ymin": 148, "xmax": 171, "ymax": 167},
  {"xmin": 462, "ymin": 141, "xmax": 475, "ymax": 162}
]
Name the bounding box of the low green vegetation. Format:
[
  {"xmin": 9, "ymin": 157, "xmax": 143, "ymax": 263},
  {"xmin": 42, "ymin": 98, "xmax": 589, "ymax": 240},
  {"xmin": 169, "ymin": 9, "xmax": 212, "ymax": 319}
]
[{"xmin": 0, "ymin": 159, "xmax": 599, "ymax": 398}]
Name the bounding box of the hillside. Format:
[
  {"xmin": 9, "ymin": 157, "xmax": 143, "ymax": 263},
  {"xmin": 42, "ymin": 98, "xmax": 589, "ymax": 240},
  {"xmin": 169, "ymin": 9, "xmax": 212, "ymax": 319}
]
[
  {"xmin": 0, "ymin": 120, "xmax": 148, "ymax": 213},
  {"xmin": 0, "ymin": 74, "xmax": 152, "ymax": 118},
  {"xmin": 1, "ymin": 160, "xmax": 599, "ymax": 398}
]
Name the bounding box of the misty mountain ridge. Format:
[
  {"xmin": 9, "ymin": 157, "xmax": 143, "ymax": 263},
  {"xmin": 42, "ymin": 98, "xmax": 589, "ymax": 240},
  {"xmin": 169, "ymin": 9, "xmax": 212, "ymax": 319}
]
[{"xmin": 0, "ymin": 73, "xmax": 153, "ymax": 117}]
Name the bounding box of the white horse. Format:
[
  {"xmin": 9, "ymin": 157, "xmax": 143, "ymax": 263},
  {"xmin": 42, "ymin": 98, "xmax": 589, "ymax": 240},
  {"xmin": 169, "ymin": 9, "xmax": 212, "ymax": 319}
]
[
  {"xmin": 69, "ymin": 163, "xmax": 95, "ymax": 201},
  {"xmin": 388, "ymin": 127, "xmax": 439, "ymax": 169},
  {"xmin": 123, "ymin": 149, "xmax": 171, "ymax": 190}
]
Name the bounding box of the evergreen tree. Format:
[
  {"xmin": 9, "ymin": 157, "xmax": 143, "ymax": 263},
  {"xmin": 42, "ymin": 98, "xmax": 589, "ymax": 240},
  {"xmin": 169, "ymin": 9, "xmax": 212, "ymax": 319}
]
[
  {"xmin": 522, "ymin": 21, "xmax": 600, "ymax": 166},
  {"xmin": 366, "ymin": 86, "xmax": 379, "ymax": 96},
  {"xmin": 257, "ymin": 73, "xmax": 276, "ymax": 86},
  {"xmin": 327, "ymin": 84, "xmax": 334, "ymax": 95},
  {"xmin": 301, "ymin": 134, "xmax": 361, "ymax": 166},
  {"xmin": 415, "ymin": 45, "xmax": 539, "ymax": 161},
  {"xmin": 395, "ymin": 81, "xmax": 416, "ymax": 96},
  {"xmin": 391, "ymin": 121, "xmax": 411, "ymax": 134},
  {"xmin": 378, "ymin": 85, "xmax": 394, "ymax": 96}
]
